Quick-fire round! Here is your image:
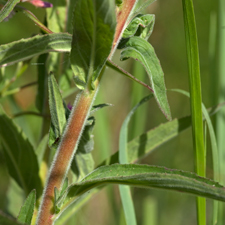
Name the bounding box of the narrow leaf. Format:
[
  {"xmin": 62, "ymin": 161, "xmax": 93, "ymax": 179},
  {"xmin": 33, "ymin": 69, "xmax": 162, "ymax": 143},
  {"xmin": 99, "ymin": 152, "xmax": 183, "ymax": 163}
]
[
  {"xmin": 17, "ymin": 190, "xmax": 36, "ymax": 225},
  {"xmin": 120, "ymin": 36, "xmax": 171, "ymax": 120},
  {"xmin": 70, "ymin": 0, "xmax": 116, "ymax": 89},
  {"xmin": 0, "ymin": 0, "xmax": 19, "ymax": 23},
  {"xmin": 0, "ymin": 106, "xmax": 42, "ymax": 197},
  {"xmin": 0, "ymin": 33, "xmax": 72, "ymax": 67},
  {"xmin": 48, "ymin": 72, "xmax": 67, "ymax": 140},
  {"xmin": 57, "ymin": 164, "xmax": 225, "ymax": 211},
  {"xmin": 182, "ymin": 0, "xmax": 205, "ymax": 224}
]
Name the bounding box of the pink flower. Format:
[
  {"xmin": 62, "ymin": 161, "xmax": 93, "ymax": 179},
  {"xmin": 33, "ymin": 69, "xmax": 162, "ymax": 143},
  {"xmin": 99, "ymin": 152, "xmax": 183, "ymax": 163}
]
[{"xmin": 21, "ymin": 0, "xmax": 53, "ymax": 8}]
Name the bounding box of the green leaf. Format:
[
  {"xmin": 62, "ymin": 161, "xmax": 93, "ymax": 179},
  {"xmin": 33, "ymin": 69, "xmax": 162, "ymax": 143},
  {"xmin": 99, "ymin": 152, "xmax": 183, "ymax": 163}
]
[
  {"xmin": 70, "ymin": 0, "xmax": 116, "ymax": 89},
  {"xmin": 0, "ymin": 106, "xmax": 42, "ymax": 198},
  {"xmin": 0, "ymin": 210, "xmax": 22, "ymax": 225},
  {"xmin": 17, "ymin": 190, "xmax": 36, "ymax": 225},
  {"xmin": 90, "ymin": 103, "xmax": 113, "ymax": 116},
  {"xmin": 100, "ymin": 102, "xmax": 224, "ymax": 166},
  {"xmin": 57, "ymin": 164, "xmax": 225, "ymax": 211},
  {"xmin": 48, "ymin": 72, "xmax": 67, "ymax": 141},
  {"xmin": 120, "ymin": 36, "xmax": 171, "ymax": 120},
  {"xmin": 182, "ymin": 0, "xmax": 205, "ymax": 224},
  {"xmin": 0, "ymin": 0, "xmax": 20, "ymax": 23},
  {"xmin": 55, "ymin": 103, "xmax": 225, "ymax": 221},
  {"xmin": 0, "ymin": 33, "xmax": 72, "ymax": 67},
  {"xmin": 71, "ymin": 152, "xmax": 95, "ymax": 182},
  {"xmin": 121, "ymin": 14, "xmax": 155, "ymax": 40}
]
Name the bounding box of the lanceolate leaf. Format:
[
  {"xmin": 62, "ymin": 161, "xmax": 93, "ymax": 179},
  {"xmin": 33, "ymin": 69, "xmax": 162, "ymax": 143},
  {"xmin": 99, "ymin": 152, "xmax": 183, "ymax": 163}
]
[
  {"xmin": 0, "ymin": 0, "xmax": 20, "ymax": 23},
  {"xmin": 17, "ymin": 190, "xmax": 36, "ymax": 225},
  {"xmin": 120, "ymin": 36, "xmax": 171, "ymax": 120},
  {"xmin": 70, "ymin": 0, "xmax": 116, "ymax": 89},
  {"xmin": 57, "ymin": 164, "xmax": 225, "ymax": 211},
  {"xmin": 0, "ymin": 106, "xmax": 42, "ymax": 197},
  {"xmin": 0, "ymin": 33, "xmax": 72, "ymax": 67},
  {"xmin": 48, "ymin": 73, "xmax": 67, "ymax": 141},
  {"xmin": 100, "ymin": 102, "xmax": 225, "ymax": 166}
]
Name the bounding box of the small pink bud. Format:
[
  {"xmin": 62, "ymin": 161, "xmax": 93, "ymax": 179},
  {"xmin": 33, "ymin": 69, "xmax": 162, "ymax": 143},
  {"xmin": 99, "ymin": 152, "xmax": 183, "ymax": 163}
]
[{"xmin": 22, "ymin": 0, "xmax": 53, "ymax": 8}]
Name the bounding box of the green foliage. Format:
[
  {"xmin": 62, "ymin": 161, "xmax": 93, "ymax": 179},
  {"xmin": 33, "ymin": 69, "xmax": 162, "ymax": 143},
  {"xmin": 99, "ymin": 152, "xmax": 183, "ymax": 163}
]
[
  {"xmin": 0, "ymin": 0, "xmax": 224, "ymax": 224},
  {"xmin": 17, "ymin": 190, "xmax": 36, "ymax": 225},
  {"xmin": 0, "ymin": 33, "xmax": 71, "ymax": 67},
  {"xmin": 0, "ymin": 0, "xmax": 20, "ymax": 23},
  {"xmin": 0, "ymin": 106, "xmax": 42, "ymax": 198},
  {"xmin": 120, "ymin": 36, "xmax": 171, "ymax": 120},
  {"xmin": 55, "ymin": 164, "xmax": 225, "ymax": 214},
  {"xmin": 118, "ymin": 95, "xmax": 153, "ymax": 225},
  {"xmin": 70, "ymin": 0, "xmax": 117, "ymax": 90}
]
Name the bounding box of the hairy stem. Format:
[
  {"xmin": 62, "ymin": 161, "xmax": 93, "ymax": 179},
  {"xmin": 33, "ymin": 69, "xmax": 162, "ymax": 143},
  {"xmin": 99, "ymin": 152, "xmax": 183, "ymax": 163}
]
[
  {"xmin": 36, "ymin": 87, "xmax": 98, "ymax": 225},
  {"xmin": 36, "ymin": 1, "xmax": 138, "ymax": 224}
]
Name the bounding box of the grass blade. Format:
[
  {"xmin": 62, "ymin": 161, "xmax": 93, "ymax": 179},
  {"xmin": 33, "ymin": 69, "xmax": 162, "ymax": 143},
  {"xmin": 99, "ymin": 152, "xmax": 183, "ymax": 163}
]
[{"xmin": 182, "ymin": 0, "xmax": 205, "ymax": 224}]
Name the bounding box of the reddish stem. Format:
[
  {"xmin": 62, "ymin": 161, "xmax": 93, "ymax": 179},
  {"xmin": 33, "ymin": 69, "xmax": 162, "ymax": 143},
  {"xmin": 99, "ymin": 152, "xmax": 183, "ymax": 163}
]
[{"xmin": 36, "ymin": 89, "xmax": 97, "ymax": 225}]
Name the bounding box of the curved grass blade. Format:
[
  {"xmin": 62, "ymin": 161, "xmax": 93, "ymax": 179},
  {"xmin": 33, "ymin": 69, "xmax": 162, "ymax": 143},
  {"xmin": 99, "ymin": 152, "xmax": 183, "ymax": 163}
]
[
  {"xmin": 0, "ymin": 106, "xmax": 42, "ymax": 198},
  {"xmin": 17, "ymin": 190, "xmax": 36, "ymax": 225},
  {"xmin": 120, "ymin": 36, "xmax": 171, "ymax": 120},
  {"xmin": 70, "ymin": 0, "xmax": 116, "ymax": 90},
  {"xmin": 0, "ymin": 0, "xmax": 20, "ymax": 22},
  {"xmin": 119, "ymin": 95, "xmax": 153, "ymax": 225},
  {"xmin": 0, "ymin": 33, "xmax": 72, "ymax": 67},
  {"xmin": 56, "ymin": 164, "xmax": 225, "ymax": 214}
]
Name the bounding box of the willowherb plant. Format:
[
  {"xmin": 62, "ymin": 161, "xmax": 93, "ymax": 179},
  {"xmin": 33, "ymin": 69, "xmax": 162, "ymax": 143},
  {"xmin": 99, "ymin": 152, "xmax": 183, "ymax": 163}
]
[{"xmin": 0, "ymin": 0, "xmax": 225, "ymax": 225}]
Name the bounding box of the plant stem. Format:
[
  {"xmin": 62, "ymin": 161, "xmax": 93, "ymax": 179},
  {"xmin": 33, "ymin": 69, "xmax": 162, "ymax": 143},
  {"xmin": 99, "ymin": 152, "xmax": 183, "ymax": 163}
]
[
  {"xmin": 36, "ymin": 87, "xmax": 98, "ymax": 225},
  {"xmin": 36, "ymin": 1, "xmax": 138, "ymax": 223},
  {"xmin": 106, "ymin": 59, "xmax": 154, "ymax": 93}
]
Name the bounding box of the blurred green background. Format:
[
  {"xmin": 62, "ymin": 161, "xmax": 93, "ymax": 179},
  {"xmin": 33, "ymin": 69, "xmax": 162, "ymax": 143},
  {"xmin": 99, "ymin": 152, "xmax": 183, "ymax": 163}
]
[{"xmin": 0, "ymin": 0, "xmax": 220, "ymax": 224}]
